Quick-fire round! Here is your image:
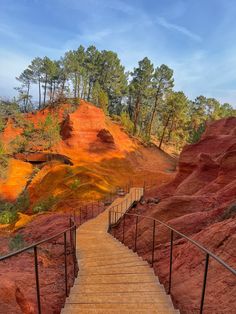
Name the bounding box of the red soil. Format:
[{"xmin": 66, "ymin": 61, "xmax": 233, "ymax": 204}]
[
  {"xmin": 113, "ymin": 117, "xmax": 236, "ymax": 314},
  {"xmin": 0, "ymin": 101, "xmax": 177, "ymax": 313},
  {"xmin": 0, "ymin": 213, "xmax": 76, "ymax": 314}
]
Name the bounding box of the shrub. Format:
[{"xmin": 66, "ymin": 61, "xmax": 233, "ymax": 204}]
[
  {"xmin": 222, "ymin": 203, "xmax": 236, "ymax": 220},
  {"xmin": 15, "ymin": 191, "xmax": 30, "ymax": 213},
  {"xmin": 0, "ymin": 142, "xmax": 9, "ymax": 179},
  {"xmin": 39, "ymin": 114, "xmax": 61, "ymax": 149},
  {"xmin": 69, "ymin": 178, "xmax": 81, "ymax": 190},
  {"xmin": 10, "ymin": 135, "xmax": 28, "ymax": 153},
  {"xmin": 9, "ymin": 234, "xmax": 25, "ymax": 251},
  {"xmin": 0, "ymin": 209, "xmax": 18, "ymax": 224},
  {"xmin": 22, "ymin": 121, "xmax": 35, "ymax": 138},
  {"xmin": 32, "ymin": 196, "xmax": 57, "ymax": 213},
  {"xmin": 0, "ymin": 117, "xmax": 6, "ymax": 133},
  {"xmin": 120, "ymin": 112, "xmax": 134, "ymax": 134}
]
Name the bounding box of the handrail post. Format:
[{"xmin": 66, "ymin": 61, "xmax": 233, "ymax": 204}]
[
  {"xmin": 134, "ymin": 216, "xmax": 138, "ymax": 252},
  {"xmin": 122, "ymin": 214, "xmax": 126, "ymax": 243},
  {"xmin": 151, "ymin": 220, "xmax": 156, "ymax": 267},
  {"xmin": 34, "ymin": 246, "xmax": 41, "ymax": 314},
  {"xmin": 64, "ymin": 232, "xmax": 68, "ymax": 297},
  {"xmin": 200, "ymin": 253, "xmax": 210, "ymax": 314},
  {"xmin": 168, "ymin": 230, "xmax": 174, "ymax": 294}
]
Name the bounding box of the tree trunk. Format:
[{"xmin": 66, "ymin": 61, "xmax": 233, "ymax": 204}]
[
  {"xmin": 87, "ymin": 79, "xmax": 93, "ymax": 101},
  {"xmin": 74, "ymin": 73, "xmax": 78, "ymax": 99},
  {"xmin": 52, "ymin": 81, "xmax": 56, "ymax": 102},
  {"xmin": 26, "ymin": 82, "xmax": 30, "ymax": 110},
  {"xmin": 159, "ymin": 113, "xmax": 171, "ymax": 149},
  {"xmin": 49, "ymin": 80, "xmax": 53, "ymax": 103},
  {"xmin": 133, "ymin": 96, "xmax": 141, "ymax": 135},
  {"xmin": 167, "ymin": 117, "xmax": 175, "ymax": 142},
  {"xmin": 61, "ymin": 77, "xmax": 66, "ymax": 95},
  {"xmin": 147, "ymin": 93, "xmax": 159, "ymax": 138},
  {"xmin": 43, "ymin": 75, "xmax": 48, "ymax": 106},
  {"xmin": 38, "ymin": 77, "xmax": 41, "ymax": 109}
]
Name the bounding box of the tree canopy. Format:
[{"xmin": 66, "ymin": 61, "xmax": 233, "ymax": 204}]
[{"xmin": 9, "ymin": 44, "xmax": 236, "ymax": 149}]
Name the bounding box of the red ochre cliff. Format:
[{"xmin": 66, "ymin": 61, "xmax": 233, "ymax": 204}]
[
  {"xmin": 113, "ymin": 117, "xmax": 236, "ymax": 314},
  {"xmin": 0, "ymin": 101, "xmax": 176, "ymax": 313}
]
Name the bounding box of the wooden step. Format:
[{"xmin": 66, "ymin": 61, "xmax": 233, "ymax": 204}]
[{"xmin": 62, "ymin": 188, "xmax": 178, "ymax": 314}]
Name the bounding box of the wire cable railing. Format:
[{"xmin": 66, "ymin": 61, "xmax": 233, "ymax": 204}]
[{"xmin": 108, "ymin": 188, "xmax": 236, "ymax": 314}]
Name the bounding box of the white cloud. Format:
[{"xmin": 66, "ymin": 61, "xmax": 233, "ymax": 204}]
[
  {"xmin": 156, "ymin": 17, "xmax": 202, "ymax": 42},
  {"xmin": 0, "ymin": 49, "xmax": 31, "ymax": 98}
]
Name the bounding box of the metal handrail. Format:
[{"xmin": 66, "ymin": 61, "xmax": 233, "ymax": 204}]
[
  {"xmin": 0, "ymin": 223, "xmax": 76, "ymax": 262},
  {"xmin": 108, "ymin": 188, "xmax": 236, "ymax": 314},
  {"xmin": 0, "ymin": 199, "xmax": 107, "ymax": 314}
]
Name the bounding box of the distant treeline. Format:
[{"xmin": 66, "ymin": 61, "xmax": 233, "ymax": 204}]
[{"xmin": 7, "ymin": 45, "xmax": 236, "ymax": 147}]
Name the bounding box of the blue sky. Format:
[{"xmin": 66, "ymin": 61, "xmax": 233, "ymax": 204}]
[{"xmin": 0, "ymin": 0, "xmax": 236, "ymax": 106}]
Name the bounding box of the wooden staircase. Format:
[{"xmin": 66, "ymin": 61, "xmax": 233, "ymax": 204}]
[{"xmin": 62, "ymin": 188, "xmax": 179, "ymax": 314}]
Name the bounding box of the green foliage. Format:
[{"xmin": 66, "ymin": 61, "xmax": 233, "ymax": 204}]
[
  {"xmin": 0, "ymin": 141, "xmax": 9, "ymax": 179},
  {"xmin": 0, "ymin": 117, "xmax": 6, "ymax": 133},
  {"xmin": 221, "ymin": 203, "xmax": 236, "ymax": 220},
  {"xmin": 9, "ymin": 234, "xmax": 25, "ymax": 251},
  {"xmin": 69, "ymin": 178, "xmax": 81, "ymax": 190},
  {"xmin": 0, "ymin": 209, "xmax": 18, "ymax": 224},
  {"xmin": 22, "ymin": 121, "xmax": 35, "ymax": 138},
  {"xmin": 0, "ymin": 191, "xmax": 30, "ymax": 225},
  {"xmin": 32, "ymin": 196, "xmax": 57, "ymax": 213},
  {"xmin": 189, "ymin": 123, "xmax": 206, "ymax": 144},
  {"xmin": 14, "ymin": 191, "xmax": 30, "ymax": 213},
  {"xmin": 0, "ymin": 99, "xmax": 20, "ymax": 116},
  {"xmin": 10, "ymin": 135, "xmax": 28, "ymax": 153},
  {"xmin": 39, "ymin": 114, "xmax": 61, "ymax": 149},
  {"xmin": 120, "ymin": 112, "xmax": 134, "ymax": 134},
  {"xmin": 92, "ymin": 82, "xmax": 109, "ymax": 114},
  {"xmin": 15, "ymin": 45, "xmax": 236, "ymax": 151}
]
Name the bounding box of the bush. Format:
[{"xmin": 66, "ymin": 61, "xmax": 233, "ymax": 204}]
[
  {"xmin": 22, "ymin": 121, "xmax": 35, "ymax": 138},
  {"xmin": 32, "ymin": 196, "xmax": 57, "ymax": 213},
  {"xmin": 0, "ymin": 142, "xmax": 9, "ymax": 179},
  {"xmin": 39, "ymin": 114, "xmax": 61, "ymax": 149},
  {"xmin": 69, "ymin": 178, "xmax": 81, "ymax": 190},
  {"xmin": 0, "ymin": 209, "xmax": 18, "ymax": 224},
  {"xmin": 0, "ymin": 117, "xmax": 6, "ymax": 133},
  {"xmin": 9, "ymin": 234, "xmax": 25, "ymax": 251},
  {"xmin": 15, "ymin": 191, "xmax": 30, "ymax": 213},
  {"xmin": 120, "ymin": 112, "xmax": 134, "ymax": 134},
  {"xmin": 10, "ymin": 135, "xmax": 28, "ymax": 153},
  {"xmin": 222, "ymin": 203, "xmax": 236, "ymax": 220}
]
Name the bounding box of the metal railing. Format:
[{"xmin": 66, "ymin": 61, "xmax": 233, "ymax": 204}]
[
  {"xmin": 0, "ymin": 217, "xmax": 77, "ymax": 314},
  {"xmin": 0, "ymin": 199, "xmax": 107, "ymax": 314},
  {"xmin": 108, "ymin": 188, "xmax": 236, "ymax": 314}
]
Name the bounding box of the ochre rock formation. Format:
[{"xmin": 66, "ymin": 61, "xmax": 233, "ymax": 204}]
[{"xmin": 114, "ymin": 117, "xmax": 236, "ymax": 314}]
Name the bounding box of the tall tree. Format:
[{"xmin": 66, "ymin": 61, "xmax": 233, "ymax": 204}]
[
  {"xmin": 29, "ymin": 57, "xmax": 43, "ymax": 109},
  {"xmin": 15, "ymin": 68, "xmax": 33, "ymax": 112},
  {"xmin": 147, "ymin": 64, "xmax": 174, "ymax": 138},
  {"xmin": 98, "ymin": 50, "xmax": 127, "ymax": 113},
  {"xmin": 129, "ymin": 57, "xmax": 154, "ymax": 134},
  {"xmin": 159, "ymin": 91, "xmax": 189, "ymax": 149}
]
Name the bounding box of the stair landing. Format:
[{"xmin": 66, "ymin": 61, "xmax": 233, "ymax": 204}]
[{"xmin": 61, "ymin": 188, "xmax": 178, "ymax": 314}]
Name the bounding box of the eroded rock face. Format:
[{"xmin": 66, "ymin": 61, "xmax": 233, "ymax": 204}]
[
  {"xmin": 14, "ymin": 152, "xmax": 73, "ymax": 165},
  {"xmin": 97, "ymin": 129, "xmax": 115, "ymax": 144},
  {"xmin": 113, "ymin": 117, "xmax": 236, "ymax": 314},
  {"xmin": 0, "ymin": 213, "xmax": 75, "ymax": 314}
]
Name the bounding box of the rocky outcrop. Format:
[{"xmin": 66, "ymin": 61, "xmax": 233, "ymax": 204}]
[
  {"xmin": 97, "ymin": 129, "xmax": 115, "ymax": 144},
  {"xmin": 14, "ymin": 152, "xmax": 73, "ymax": 165},
  {"xmin": 114, "ymin": 117, "xmax": 236, "ymax": 314}
]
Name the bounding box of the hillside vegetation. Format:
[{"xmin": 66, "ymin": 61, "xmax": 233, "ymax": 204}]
[{"xmin": 6, "ymin": 44, "xmax": 235, "ymax": 152}]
